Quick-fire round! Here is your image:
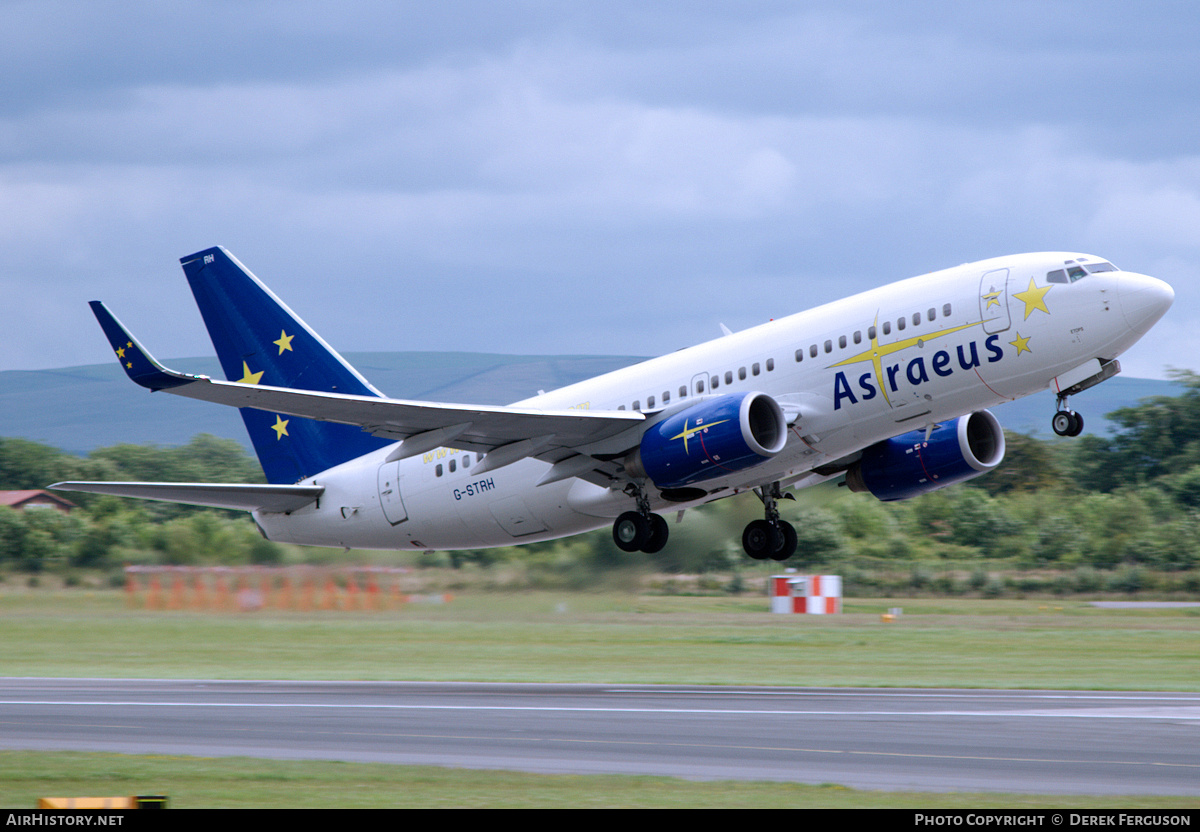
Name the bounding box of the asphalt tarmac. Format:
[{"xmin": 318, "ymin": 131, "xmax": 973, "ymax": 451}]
[{"xmin": 3, "ymin": 679, "xmax": 1198, "ymax": 795}]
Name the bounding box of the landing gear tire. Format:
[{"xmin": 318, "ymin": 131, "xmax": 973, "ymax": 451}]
[
  {"xmin": 1052, "ymin": 410, "xmax": 1084, "ymax": 437},
  {"xmin": 770, "ymin": 521, "xmax": 798, "ymax": 562},
  {"xmin": 642, "ymin": 513, "xmax": 670, "ymax": 554},
  {"xmin": 613, "ymin": 511, "xmax": 650, "ymax": 552},
  {"xmin": 613, "ymin": 511, "xmax": 670, "ymax": 553},
  {"xmin": 743, "ymin": 519, "xmax": 781, "ymax": 561}
]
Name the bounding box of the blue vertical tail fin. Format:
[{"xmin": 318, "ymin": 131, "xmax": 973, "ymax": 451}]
[{"xmin": 180, "ymin": 246, "xmax": 391, "ymax": 484}]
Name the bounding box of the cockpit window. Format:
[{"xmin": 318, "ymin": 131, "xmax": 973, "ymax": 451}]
[{"xmin": 1047, "ymin": 261, "xmax": 1115, "ymax": 285}]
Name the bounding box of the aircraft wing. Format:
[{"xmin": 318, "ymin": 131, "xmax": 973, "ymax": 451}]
[
  {"xmin": 48, "ymin": 481, "xmax": 325, "ymax": 512},
  {"xmin": 91, "ymin": 301, "xmax": 646, "ymax": 466}
]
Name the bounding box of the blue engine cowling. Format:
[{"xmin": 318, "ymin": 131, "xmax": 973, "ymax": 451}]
[
  {"xmin": 625, "ymin": 392, "xmax": 788, "ymax": 489},
  {"xmin": 845, "ymin": 410, "xmax": 1005, "ymax": 501}
]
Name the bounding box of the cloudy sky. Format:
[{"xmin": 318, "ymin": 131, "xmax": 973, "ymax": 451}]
[{"xmin": 3, "ymin": 1, "xmax": 1197, "ymax": 381}]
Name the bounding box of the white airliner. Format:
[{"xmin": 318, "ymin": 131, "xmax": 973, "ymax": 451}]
[{"xmin": 53, "ymin": 248, "xmax": 1173, "ymax": 560}]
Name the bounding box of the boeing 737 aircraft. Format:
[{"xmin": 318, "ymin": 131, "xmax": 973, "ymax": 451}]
[{"xmin": 53, "ymin": 248, "xmax": 1173, "ymax": 560}]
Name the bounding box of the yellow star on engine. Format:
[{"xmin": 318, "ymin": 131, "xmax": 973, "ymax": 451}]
[
  {"xmin": 1012, "ymin": 278, "xmax": 1051, "ymax": 320},
  {"xmin": 274, "ymin": 330, "xmax": 294, "ymax": 354},
  {"xmin": 271, "ymin": 415, "xmax": 289, "ymax": 439},
  {"xmin": 1009, "ymin": 332, "xmax": 1032, "ymax": 356},
  {"xmin": 237, "ymin": 361, "xmax": 264, "ymax": 385}
]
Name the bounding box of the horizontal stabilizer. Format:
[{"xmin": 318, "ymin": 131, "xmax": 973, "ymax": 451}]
[{"xmin": 49, "ymin": 481, "xmax": 324, "ymax": 512}]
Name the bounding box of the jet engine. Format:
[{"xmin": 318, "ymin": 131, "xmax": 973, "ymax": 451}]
[
  {"xmin": 845, "ymin": 410, "xmax": 1005, "ymax": 501},
  {"xmin": 624, "ymin": 392, "xmax": 788, "ymax": 490}
]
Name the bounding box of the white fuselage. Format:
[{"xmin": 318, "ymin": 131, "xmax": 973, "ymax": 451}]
[{"xmin": 253, "ymin": 252, "xmax": 1171, "ymax": 551}]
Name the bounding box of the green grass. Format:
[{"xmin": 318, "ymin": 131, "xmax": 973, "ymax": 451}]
[
  {"xmin": 2, "ymin": 751, "xmax": 1196, "ymax": 809},
  {"xmin": 1, "ymin": 590, "xmax": 1197, "ymax": 689},
  {"xmin": 3, "ymin": 588, "xmax": 1198, "ymax": 807}
]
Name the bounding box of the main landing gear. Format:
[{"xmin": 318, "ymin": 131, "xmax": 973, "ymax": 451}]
[
  {"xmin": 741, "ymin": 482, "xmax": 797, "ymax": 562},
  {"xmin": 1051, "ymin": 396, "xmax": 1085, "ymax": 437},
  {"xmin": 612, "ymin": 485, "xmax": 670, "ymax": 554}
]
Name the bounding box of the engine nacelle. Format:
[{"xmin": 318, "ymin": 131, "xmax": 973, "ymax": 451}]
[
  {"xmin": 845, "ymin": 410, "xmax": 1005, "ymax": 502},
  {"xmin": 625, "ymin": 392, "xmax": 788, "ymax": 490}
]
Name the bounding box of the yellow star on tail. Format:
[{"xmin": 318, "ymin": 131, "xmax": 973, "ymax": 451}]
[
  {"xmin": 274, "ymin": 330, "xmax": 294, "ymax": 354},
  {"xmin": 271, "ymin": 415, "xmax": 289, "ymax": 439},
  {"xmin": 237, "ymin": 361, "xmax": 264, "ymax": 385}
]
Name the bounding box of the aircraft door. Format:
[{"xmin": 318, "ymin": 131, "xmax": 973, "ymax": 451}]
[
  {"xmin": 979, "ymin": 269, "xmax": 1011, "ymax": 334},
  {"xmin": 377, "ymin": 461, "xmax": 408, "ymax": 525}
]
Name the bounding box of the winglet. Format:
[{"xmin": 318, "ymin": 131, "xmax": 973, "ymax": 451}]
[{"xmin": 89, "ymin": 301, "xmax": 203, "ymax": 391}]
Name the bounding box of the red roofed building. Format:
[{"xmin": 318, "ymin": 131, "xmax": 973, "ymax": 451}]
[{"xmin": 0, "ymin": 490, "xmax": 76, "ymax": 513}]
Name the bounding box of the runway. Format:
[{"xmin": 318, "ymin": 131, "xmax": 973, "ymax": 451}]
[{"xmin": 2, "ymin": 679, "xmax": 1199, "ymax": 795}]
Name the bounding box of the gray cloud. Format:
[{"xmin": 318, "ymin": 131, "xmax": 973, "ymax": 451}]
[{"xmin": 1, "ymin": 1, "xmax": 1196, "ymax": 382}]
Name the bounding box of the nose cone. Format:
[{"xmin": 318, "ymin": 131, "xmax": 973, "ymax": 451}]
[{"xmin": 1118, "ymin": 272, "xmax": 1174, "ymax": 335}]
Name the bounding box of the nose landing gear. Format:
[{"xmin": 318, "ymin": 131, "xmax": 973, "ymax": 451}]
[{"xmin": 1052, "ymin": 397, "xmax": 1085, "ymax": 437}]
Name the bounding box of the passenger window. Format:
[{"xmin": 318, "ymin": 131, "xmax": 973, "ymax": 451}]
[
  {"xmin": 838, "ymin": 335, "xmax": 847, "ymax": 349},
  {"xmin": 724, "ymin": 371, "xmax": 733, "ymax": 385},
  {"xmin": 913, "ymin": 312, "xmax": 920, "ymax": 326},
  {"xmin": 752, "ymin": 362, "xmax": 761, "ymax": 375},
  {"xmin": 647, "ymin": 395, "xmax": 655, "ymax": 408},
  {"xmin": 633, "ymin": 400, "xmax": 641, "ymax": 411},
  {"xmin": 766, "ymin": 358, "xmax": 774, "ymax": 371},
  {"xmin": 679, "ymin": 386, "xmax": 687, "ymax": 398},
  {"xmin": 927, "ymin": 308, "xmax": 936, "ymax": 322},
  {"xmin": 854, "ymin": 331, "xmax": 862, "ymax": 344},
  {"xmin": 795, "ymin": 348, "xmax": 803, "ymax": 362},
  {"xmin": 882, "ymin": 322, "xmax": 891, "ymax": 335},
  {"xmin": 868, "ymin": 326, "xmax": 877, "ymax": 339},
  {"xmin": 738, "ymin": 367, "xmax": 747, "ymax": 380},
  {"xmin": 449, "ymin": 458, "xmax": 456, "ymax": 473},
  {"xmin": 943, "ymin": 303, "xmax": 952, "ymax": 316},
  {"xmin": 436, "ymin": 464, "xmax": 443, "ymax": 477},
  {"xmin": 618, "ymin": 404, "xmax": 626, "ymax": 410},
  {"xmin": 824, "ymin": 340, "xmax": 832, "ymax": 353},
  {"xmin": 696, "ymin": 379, "xmax": 705, "ymax": 394},
  {"xmin": 711, "ymin": 376, "xmax": 719, "ymax": 389},
  {"xmin": 897, "ymin": 317, "xmax": 906, "ymax": 331},
  {"xmin": 663, "ymin": 391, "xmax": 670, "ymax": 403},
  {"xmin": 809, "ymin": 345, "xmax": 818, "ymax": 358},
  {"xmin": 463, "ymin": 455, "xmax": 471, "ymax": 467}
]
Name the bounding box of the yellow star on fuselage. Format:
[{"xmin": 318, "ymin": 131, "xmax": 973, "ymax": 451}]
[
  {"xmin": 982, "ymin": 291, "xmax": 1002, "ymax": 309},
  {"xmin": 237, "ymin": 361, "xmax": 264, "ymax": 385},
  {"xmin": 1012, "ymin": 278, "xmax": 1051, "ymax": 320},
  {"xmin": 1009, "ymin": 332, "xmax": 1032, "ymax": 355},
  {"xmin": 271, "ymin": 415, "xmax": 289, "ymax": 439},
  {"xmin": 274, "ymin": 330, "xmax": 294, "ymax": 354}
]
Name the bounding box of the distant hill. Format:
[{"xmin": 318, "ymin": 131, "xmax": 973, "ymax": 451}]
[{"xmin": 0, "ymin": 353, "xmax": 1180, "ymax": 455}]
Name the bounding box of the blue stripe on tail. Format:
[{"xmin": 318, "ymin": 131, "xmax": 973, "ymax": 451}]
[{"xmin": 180, "ymin": 247, "xmax": 391, "ymax": 484}]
